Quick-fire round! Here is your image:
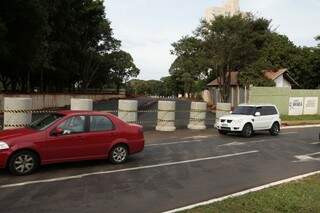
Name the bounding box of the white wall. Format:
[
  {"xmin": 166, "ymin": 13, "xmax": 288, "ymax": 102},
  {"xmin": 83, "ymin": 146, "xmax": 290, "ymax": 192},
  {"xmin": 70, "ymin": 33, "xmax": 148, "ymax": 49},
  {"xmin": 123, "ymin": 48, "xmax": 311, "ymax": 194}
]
[{"xmin": 274, "ymin": 75, "xmax": 292, "ymax": 89}]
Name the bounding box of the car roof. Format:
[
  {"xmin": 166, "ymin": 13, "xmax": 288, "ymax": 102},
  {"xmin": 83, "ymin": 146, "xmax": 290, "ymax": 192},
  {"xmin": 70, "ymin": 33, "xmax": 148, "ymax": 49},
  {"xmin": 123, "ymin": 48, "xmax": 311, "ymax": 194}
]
[
  {"xmin": 238, "ymin": 104, "xmax": 277, "ymax": 107},
  {"xmin": 57, "ymin": 110, "xmax": 110, "ymax": 116}
]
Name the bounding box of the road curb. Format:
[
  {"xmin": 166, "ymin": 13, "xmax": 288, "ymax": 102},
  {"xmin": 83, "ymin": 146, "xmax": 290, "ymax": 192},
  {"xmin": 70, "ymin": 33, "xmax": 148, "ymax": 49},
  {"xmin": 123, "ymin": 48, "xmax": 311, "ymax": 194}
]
[
  {"xmin": 282, "ymin": 124, "xmax": 320, "ymax": 129},
  {"xmin": 163, "ymin": 170, "xmax": 320, "ymax": 213}
]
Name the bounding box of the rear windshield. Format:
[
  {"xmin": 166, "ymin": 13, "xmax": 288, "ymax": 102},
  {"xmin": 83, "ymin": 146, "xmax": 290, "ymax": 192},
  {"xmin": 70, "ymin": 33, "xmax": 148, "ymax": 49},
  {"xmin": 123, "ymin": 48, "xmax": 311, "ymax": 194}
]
[
  {"xmin": 29, "ymin": 113, "xmax": 65, "ymax": 130},
  {"xmin": 232, "ymin": 106, "xmax": 256, "ymax": 115}
]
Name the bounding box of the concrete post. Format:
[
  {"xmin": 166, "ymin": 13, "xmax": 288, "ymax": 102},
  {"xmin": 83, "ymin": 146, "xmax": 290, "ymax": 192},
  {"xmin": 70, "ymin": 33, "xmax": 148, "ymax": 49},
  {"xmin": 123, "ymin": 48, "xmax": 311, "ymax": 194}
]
[
  {"xmin": 4, "ymin": 97, "xmax": 32, "ymax": 129},
  {"xmin": 188, "ymin": 102, "xmax": 207, "ymax": 130},
  {"xmin": 70, "ymin": 98, "xmax": 93, "ymax": 111},
  {"xmin": 156, "ymin": 101, "xmax": 176, "ymax": 131},
  {"xmin": 216, "ymin": 102, "xmax": 232, "ymax": 125},
  {"xmin": 118, "ymin": 100, "xmax": 138, "ymax": 123}
]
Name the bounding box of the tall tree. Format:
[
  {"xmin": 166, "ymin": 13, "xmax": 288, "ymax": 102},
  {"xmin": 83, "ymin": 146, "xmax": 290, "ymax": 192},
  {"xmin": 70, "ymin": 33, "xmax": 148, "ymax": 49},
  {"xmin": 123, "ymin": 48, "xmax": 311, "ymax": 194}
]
[
  {"xmin": 196, "ymin": 14, "xmax": 271, "ymax": 102},
  {"xmin": 0, "ymin": 0, "xmax": 49, "ymax": 91},
  {"xmin": 169, "ymin": 36, "xmax": 209, "ymax": 95},
  {"xmin": 108, "ymin": 50, "xmax": 140, "ymax": 92}
]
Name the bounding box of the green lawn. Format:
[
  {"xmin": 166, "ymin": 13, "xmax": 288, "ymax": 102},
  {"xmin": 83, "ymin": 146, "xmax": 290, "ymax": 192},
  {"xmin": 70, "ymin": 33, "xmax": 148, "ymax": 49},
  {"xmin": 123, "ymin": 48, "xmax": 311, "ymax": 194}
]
[
  {"xmin": 281, "ymin": 114, "xmax": 320, "ymax": 121},
  {"xmin": 182, "ymin": 175, "xmax": 320, "ymax": 213}
]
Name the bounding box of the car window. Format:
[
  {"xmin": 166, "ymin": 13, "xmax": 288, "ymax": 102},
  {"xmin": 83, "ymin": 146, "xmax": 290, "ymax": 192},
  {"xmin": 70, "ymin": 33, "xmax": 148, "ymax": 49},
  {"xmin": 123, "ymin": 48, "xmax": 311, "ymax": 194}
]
[
  {"xmin": 265, "ymin": 106, "xmax": 278, "ymax": 115},
  {"xmin": 256, "ymin": 106, "xmax": 277, "ymax": 116},
  {"xmin": 29, "ymin": 113, "xmax": 65, "ymax": 130},
  {"xmin": 90, "ymin": 116, "xmax": 114, "ymax": 132},
  {"xmin": 255, "ymin": 107, "xmax": 264, "ymax": 115},
  {"xmin": 232, "ymin": 106, "xmax": 256, "ymax": 115},
  {"xmin": 58, "ymin": 116, "xmax": 86, "ymax": 134}
]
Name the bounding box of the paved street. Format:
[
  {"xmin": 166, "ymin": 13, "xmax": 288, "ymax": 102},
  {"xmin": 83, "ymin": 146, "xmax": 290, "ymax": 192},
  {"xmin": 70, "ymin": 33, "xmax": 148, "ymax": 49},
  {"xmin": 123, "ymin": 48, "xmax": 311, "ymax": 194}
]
[{"xmin": 0, "ymin": 127, "xmax": 320, "ymax": 213}]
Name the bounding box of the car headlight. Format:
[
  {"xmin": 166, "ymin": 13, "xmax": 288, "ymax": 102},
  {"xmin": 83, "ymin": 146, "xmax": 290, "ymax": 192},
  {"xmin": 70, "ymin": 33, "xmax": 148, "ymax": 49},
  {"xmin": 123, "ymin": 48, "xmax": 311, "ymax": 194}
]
[{"xmin": 0, "ymin": 142, "xmax": 9, "ymax": 150}]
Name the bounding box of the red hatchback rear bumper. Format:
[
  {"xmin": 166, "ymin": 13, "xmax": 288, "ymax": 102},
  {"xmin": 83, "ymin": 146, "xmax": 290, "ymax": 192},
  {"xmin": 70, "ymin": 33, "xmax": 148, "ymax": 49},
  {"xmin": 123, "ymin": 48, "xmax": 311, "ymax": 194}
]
[{"xmin": 129, "ymin": 139, "xmax": 145, "ymax": 154}]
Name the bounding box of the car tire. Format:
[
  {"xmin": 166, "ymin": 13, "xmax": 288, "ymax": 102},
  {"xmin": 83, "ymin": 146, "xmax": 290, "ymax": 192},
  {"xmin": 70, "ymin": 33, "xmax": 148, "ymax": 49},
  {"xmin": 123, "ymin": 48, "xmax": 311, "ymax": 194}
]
[
  {"xmin": 218, "ymin": 130, "xmax": 228, "ymax": 135},
  {"xmin": 270, "ymin": 122, "xmax": 280, "ymax": 136},
  {"xmin": 109, "ymin": 144, "xmax": 128, "ymax": 164},
  {"xmin": 8, "ymin": 150, "xmax": 39, "ymax": 176},
  {"xmin": 242, "ymin": 123, "xmax": 253, "ymax": 138}
]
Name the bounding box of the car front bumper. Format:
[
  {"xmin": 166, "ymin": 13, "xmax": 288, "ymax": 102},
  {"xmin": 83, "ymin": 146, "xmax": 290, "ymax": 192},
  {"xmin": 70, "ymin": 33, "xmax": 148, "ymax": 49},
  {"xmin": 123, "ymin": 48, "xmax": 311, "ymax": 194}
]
[{"xmin": 216, "ymin": 122, "xmax": 243, "ymax": 132}]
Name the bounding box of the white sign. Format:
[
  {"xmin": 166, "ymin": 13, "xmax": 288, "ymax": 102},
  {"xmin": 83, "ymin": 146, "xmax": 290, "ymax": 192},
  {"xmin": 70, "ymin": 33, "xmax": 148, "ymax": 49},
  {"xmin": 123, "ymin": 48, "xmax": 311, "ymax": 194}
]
[
  {"xmin": 304, "ymin": 97, "xmax": 319, "ymax": 115},
  {"xmin": 289, "ymin": 97, "xmax": 304, "ymax": 116}
]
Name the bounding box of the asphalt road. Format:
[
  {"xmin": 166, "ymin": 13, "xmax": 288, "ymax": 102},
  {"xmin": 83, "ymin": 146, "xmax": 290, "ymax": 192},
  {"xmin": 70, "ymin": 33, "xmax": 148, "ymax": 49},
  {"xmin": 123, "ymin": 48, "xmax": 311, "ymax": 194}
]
[{"xmin": 0, "ymin": 127, "xmax": 320, "ymax": 213}]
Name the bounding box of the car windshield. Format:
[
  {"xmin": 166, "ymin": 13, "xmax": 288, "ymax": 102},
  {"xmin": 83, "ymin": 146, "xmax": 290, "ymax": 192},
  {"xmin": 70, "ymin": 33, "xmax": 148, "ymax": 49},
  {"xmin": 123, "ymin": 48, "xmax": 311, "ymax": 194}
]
[
  {"xmin": 29, "ymin": 113, "xmax": 65, "ymax": 130},
  {"xmin": 232, "ymin": 106, "xmax": 256, "ymax": 115}
]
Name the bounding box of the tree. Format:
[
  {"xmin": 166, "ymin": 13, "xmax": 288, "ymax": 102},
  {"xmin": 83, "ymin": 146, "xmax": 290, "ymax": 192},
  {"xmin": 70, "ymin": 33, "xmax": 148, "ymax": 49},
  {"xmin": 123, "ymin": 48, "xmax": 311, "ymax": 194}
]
[
  {"xmin": 0, "ymin": 0, "xmax": 49, "ymax": 91},
  {"xmin": 161, "ymin": 76, "xmax": 178, "ymax": 96},
  {"xmin": 169, "ymin": 36, "xmax": 209, "ymax": 95},
  {"xmin": 197, "ymin": 14, "xmax": 271, "ymax": 102},
  {"xmin": 108, "ymin": 50, "xmax": 140, "ymax": 92},
  {"xmin": 240, "ymin": 32, "xmax": 320, "ymax": 89},
  {"xmin": 0, "ymin": 0, "xmax": 136, "ymax": 92}
]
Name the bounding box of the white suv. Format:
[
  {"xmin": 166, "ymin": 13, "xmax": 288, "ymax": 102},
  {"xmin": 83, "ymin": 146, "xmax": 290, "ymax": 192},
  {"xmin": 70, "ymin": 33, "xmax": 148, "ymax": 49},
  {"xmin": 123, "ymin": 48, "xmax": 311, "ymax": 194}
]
[{"xmin": 216, "ymin": 104, "xmax": 281, "ymax": 137}]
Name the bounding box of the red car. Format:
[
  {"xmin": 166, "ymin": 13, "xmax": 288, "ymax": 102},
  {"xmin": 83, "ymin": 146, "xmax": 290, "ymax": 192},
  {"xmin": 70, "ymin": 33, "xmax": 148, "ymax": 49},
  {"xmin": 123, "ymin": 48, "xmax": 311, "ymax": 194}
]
[{"xmin": 0, "ymin": 111, "xmax": 144, "ymax": 175}]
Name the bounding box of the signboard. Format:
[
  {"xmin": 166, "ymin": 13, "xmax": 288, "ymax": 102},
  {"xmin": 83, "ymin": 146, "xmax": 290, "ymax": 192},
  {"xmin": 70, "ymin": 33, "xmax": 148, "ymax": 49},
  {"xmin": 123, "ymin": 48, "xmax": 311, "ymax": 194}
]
[
  {"xmin": 288, "ymin": 97, "xmax": 304, "ymax": 116},
  {"xmin": 303, "ymin": 97, "xmax": 319, "ymax": 115}
]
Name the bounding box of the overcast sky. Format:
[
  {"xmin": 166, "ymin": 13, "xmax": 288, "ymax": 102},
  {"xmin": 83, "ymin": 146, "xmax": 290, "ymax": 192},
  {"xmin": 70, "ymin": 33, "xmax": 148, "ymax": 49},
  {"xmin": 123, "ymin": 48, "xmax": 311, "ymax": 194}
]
[{"xmin": 106, "ymin": 0, "xmax": 320, "ymax": 80}]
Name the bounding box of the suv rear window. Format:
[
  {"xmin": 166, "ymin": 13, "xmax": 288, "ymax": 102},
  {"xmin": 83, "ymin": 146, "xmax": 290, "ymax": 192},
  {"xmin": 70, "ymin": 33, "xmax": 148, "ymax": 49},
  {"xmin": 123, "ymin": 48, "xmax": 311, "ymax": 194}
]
[
  {"xmin": 263, "ymin": 106, "xmax": 278, "ymax": 115},
  {"xmin": 257, "ymin": 106, "xmax": 278, "ymax": 116}
]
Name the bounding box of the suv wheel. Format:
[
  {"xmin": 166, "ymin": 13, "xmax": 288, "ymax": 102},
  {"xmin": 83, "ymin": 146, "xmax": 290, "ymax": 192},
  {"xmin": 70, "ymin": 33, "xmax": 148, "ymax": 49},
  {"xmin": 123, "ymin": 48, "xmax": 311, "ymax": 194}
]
[
  {"xmin": 270, "ymin": 122, "xmax": 280, "ymax": 136},
  {"xmin": 109, "ymin": 145, "xmax": 128, "ymax": 164},
  {"xmin": 8, "ymin": 151, "xmax": 39, "ymax": 176},
  {"xmin": 242, "ymin": 123, "xmax": 253, "ymax": 138}
]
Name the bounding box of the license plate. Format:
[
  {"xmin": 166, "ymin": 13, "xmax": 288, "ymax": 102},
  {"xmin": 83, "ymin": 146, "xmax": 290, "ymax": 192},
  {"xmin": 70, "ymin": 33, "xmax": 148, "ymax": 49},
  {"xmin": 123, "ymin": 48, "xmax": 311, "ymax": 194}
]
[{"xmin": 222, "ymin": 124, "xmax": 228, "ymax": 127}]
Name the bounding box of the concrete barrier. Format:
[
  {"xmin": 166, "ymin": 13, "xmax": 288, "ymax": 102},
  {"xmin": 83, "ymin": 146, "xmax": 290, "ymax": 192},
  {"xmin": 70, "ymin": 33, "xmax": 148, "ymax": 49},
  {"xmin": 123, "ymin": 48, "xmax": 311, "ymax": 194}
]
[
  {"xmin": 156, "ymin": 101, "xmax": 176, "ymax": 132},
  {"xmin": 216, "ymin": 102, "xmax": 231, "ymax": 124},
  {"xmin": 188, "ymin": 102, "xmax": 207, "ymax": 130},
  {"xmin": 118, "ymin": 100, "xmax": 138, "ymax": 123},
  {"xmin": 4, "ymin": 97, "xmax": 32, "ymax": 129},
  {"xmin": 70, "ymin": 98, "xmax": 93, "ymax": 111}
]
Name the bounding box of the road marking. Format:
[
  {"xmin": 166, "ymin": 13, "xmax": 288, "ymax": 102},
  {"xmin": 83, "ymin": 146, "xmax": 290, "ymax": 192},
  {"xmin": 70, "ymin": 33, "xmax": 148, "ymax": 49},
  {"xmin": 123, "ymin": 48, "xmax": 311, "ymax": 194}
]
[
  {"xmin": 311, "ymin": 142, "xmax": 320, "ymax": 145},
  {"xmin": 282, "ymin": 124, "xmax": 320, "ymax": 129},
  {"xmin": 182, "ymin": 135, "xmax": 215, "ymax": 140},
  {"xmin": 0, "ymin": 150, "xmax": 259, "ymax": 189},
  {"xmin": 293, "ymin": 152, "xmax": 320, "ymax": 162},
  {"xmin": 163, "ymin": 170, "xmax": 320, "ymax": 213},
  {"xmin": 218, "ymin": 139, "xmax": 267, "ymax": 147},
  {"xmin": 146, "ymin": 140, "xmax": 203, "ymax": 147}
]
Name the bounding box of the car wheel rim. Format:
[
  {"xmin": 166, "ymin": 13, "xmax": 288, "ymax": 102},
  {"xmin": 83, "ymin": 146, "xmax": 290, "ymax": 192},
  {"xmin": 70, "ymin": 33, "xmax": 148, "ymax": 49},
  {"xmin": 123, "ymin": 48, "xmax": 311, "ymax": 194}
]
[
  {"xmin": 14, "ymin": 154, "xmax": 34, "ymax": 174},
  {"xmin": 274, "ymin": 125, "xmax": 279, "ymax": 133},
  {"xmin": 113, "ymin": 147, "xmax": 127, "ymax": 163}
]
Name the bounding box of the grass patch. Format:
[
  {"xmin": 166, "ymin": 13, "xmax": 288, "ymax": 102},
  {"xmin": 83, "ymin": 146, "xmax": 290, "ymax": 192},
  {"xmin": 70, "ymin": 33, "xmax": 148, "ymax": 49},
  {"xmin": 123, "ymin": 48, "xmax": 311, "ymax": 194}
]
[
  {"xmin": 281, "ymin": 114, "xmax": 320, "ymax": 121},
  {"xmin": 182, "ymin": 175, "xmax": 320, "ymax": 213}
]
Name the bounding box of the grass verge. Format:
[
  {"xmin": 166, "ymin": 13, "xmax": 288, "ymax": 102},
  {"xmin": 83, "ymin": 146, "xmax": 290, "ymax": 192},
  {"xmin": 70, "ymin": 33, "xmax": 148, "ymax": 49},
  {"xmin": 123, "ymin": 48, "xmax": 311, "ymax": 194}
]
[
  {"xmin": 281, "ymin": 115, "xmax": 320, "ymax": 126},
  {"xmin": 182, "ymin": 175, "xmax": 320, "ymax": 213}
]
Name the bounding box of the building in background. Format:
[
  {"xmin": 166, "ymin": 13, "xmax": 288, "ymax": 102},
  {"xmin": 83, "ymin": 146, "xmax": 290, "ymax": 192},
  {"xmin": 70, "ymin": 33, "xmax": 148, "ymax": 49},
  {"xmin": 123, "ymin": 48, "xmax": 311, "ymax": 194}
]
[
  {"xmin": 205, "ymin": 0, "xmax": 245, "ymax": 22},
  {"xmin": 206, "ymin": 69, "xmax": 300, "ymax": 107}
]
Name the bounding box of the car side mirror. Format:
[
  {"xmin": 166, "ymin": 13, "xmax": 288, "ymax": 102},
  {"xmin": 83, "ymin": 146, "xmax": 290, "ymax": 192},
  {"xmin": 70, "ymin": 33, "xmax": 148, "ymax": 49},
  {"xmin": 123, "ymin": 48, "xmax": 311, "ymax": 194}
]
[
  {"xmin": 51, "ymin": 127, "xmax": 64, "ymax": 136},
  {"xmin": 255, "ymin": 112, "xmax": 261, "ymax": 117}
]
